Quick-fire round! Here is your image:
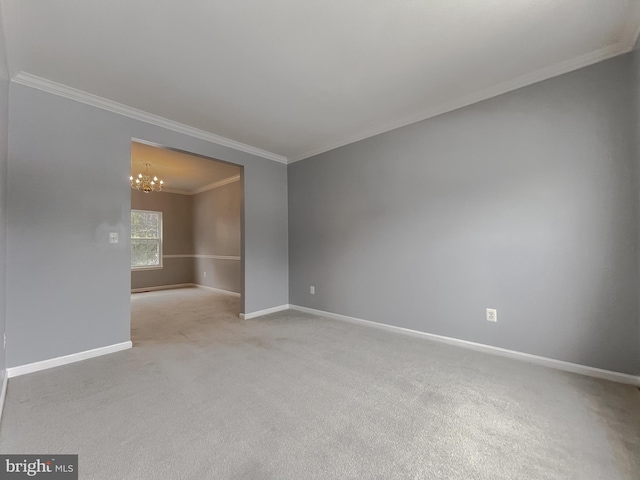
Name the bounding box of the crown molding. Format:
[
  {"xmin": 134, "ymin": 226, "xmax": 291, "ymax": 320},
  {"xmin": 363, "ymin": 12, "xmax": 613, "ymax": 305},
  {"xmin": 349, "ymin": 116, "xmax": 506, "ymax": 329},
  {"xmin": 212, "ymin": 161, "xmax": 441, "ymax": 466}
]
[
  {"xmin": 619, "ymin": 0, "xmax": 640, "ymax": 52},
  {"xmin": 151, "ymin": 174, "xmax": 240, "ymax": 196},
  {"xmin": 288, "ymin": 41, "xmax": 635, "ymax": 163},
  {"xmin": 191, "ymin": 174, "xmax": 240, "ymax": 195},
  {"xmin": 12, "ymin": 72, "xmax": 288, "ymax": 164},
  {"xmin": 160, "ymin": 187, "xmax": 191, "ymax": 195},
  {"xmin": 12, "ymin": 27, "xmax": 640, "ymax": 168}
]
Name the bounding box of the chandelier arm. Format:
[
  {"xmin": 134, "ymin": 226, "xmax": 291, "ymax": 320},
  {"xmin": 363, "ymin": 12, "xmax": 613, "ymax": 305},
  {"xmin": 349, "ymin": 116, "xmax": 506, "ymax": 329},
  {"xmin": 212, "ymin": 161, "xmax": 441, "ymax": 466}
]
[{"xmin": 130, "ymin": 163, "xmax": 164, "ymax": 193}]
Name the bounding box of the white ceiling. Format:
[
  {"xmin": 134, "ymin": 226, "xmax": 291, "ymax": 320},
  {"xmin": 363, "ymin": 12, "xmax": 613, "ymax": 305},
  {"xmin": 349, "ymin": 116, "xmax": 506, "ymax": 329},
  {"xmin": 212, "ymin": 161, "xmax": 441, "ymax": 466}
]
[
  {"xmin": 2, "ymin": 0, "xmax": 640, "ymax": 163},
  {"xmin": 131, "ymin": 141, "xmax": 240, "ymax": 194}
]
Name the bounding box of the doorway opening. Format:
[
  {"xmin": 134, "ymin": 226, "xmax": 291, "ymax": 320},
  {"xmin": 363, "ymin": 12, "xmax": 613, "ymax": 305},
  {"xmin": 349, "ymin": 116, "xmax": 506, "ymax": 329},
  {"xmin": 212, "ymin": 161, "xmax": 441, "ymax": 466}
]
[{"xmin": 128, "ymin": 139, "xmax": 244, "ymax": 344}]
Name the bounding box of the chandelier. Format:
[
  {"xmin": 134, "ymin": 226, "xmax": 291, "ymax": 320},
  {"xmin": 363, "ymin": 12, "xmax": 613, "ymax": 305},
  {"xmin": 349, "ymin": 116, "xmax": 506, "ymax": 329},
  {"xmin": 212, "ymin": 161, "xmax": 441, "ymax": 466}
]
[{"xmin": 130, "ymin": 163, "xmax": 164, "ymax": 193}]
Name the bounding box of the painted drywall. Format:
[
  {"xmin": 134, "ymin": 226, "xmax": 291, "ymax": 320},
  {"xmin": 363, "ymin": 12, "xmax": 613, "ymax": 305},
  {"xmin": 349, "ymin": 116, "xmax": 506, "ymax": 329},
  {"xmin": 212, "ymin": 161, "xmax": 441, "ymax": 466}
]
[
  {"xmin": 6, "ymin": 84, "xmax": 288, "ymax": 368},
  {"xmin": 131, "ymin": 189, "xmax": 194, "ymax": 289},
  {"xmin": 289, "ymin": 52, "xmax": 640, "ymax": 375},
  {"xmin": 0, "ymin": 16, "xmax": 9, "ymax": 384},
  {"xmin": 245, "ymin": 166, "xmax": 288, "ymax": 311},
  {"xmin": 633, "ymin": 44, "xmax": 640, "ymax": 370},
  {"xmin": 193, "ymin": 179, "xmax": 242, "ymax": 293}
]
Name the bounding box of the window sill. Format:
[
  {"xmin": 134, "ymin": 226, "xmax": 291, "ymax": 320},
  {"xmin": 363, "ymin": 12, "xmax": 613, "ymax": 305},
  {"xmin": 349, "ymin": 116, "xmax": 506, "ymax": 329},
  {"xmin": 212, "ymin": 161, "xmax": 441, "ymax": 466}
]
[{"xmin": 131, "ymin": 266, "xmax": 164, "ymax": 271}]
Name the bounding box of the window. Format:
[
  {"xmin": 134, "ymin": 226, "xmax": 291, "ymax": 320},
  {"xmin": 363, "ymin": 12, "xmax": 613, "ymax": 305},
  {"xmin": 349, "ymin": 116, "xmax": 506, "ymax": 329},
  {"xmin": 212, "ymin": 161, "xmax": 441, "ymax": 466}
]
[{"xmin": 131, "ymin": 210, "xmax": 163, "ymax": 269}]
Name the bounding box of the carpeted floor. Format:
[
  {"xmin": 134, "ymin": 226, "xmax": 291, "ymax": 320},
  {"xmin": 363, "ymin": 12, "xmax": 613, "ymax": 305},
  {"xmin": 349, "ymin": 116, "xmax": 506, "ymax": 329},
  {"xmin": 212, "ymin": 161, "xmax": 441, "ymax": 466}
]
[{"xmin": 1, "ymin": 287, "xmax": 639, "ymax": 479}]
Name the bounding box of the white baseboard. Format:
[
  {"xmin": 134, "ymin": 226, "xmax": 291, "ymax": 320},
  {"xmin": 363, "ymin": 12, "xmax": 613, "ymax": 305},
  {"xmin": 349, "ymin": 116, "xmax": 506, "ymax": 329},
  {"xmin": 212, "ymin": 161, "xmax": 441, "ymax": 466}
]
[
  {"xmin": 240, "ymin": 304, "xmax": 290, "ymax": 320},
  {"xmin": 7, "ymin": 341, "xmax": 133, "ymax": 378},
  {"xmin": 193, "ymin": 284, "xmax": 241, "ymax": 297},
  {"xmin": 131, "ymin": 283, "xmax": 193, "ymax": 293},
  {"xmin": 289, "ymin": 305, "xmax": 640, "ymax": 387},
  {"xmin": 132, "ymin": 283, "xmax": 241, "ymax": 297},
  {"xmin": 0, "ymin": 372, "xmax": 7, "ymax": 426}
]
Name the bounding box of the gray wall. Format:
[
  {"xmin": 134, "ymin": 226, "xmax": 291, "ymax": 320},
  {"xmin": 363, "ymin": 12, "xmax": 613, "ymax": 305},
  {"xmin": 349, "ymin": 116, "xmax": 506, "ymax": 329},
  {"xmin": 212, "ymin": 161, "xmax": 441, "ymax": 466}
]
[
  {"xmin": 0, "ymin": 17, "xmax": 9, "ymax": 384},
  {"xmin": 131, "ymin": 189, "xmax": 194, "ymax": 289},
  {"xmin": 6, "ymin": 84, "xmax": 288, "ymax": 368},
  {"xmin": 193, "ymin": 180, "xmax": 242, "ymax": 293},
  {"xmin": 289, "ymin": 52, "xmax": 640, "ymax": 375},
  {"xmin": 633, "ymin": 45, "xmax": 640, "ymax": 371},
  {"xmin": 245, "ymin": 164, "xmax": 289, "ymax": 311}
]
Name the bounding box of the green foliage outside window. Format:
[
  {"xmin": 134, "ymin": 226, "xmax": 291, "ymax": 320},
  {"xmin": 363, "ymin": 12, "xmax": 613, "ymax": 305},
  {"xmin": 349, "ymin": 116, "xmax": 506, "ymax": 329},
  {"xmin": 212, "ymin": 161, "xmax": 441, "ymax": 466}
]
[{"xmin": 131, "ymin": 210, "xmax": 162, "ymax": 268}]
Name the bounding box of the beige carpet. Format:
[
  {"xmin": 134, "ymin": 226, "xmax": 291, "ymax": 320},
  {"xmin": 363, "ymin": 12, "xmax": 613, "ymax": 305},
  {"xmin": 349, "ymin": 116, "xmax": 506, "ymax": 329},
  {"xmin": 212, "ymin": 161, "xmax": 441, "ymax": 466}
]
[{"xmin": 1, "ymin": 287, "xmax": 639, "ymax": 479}]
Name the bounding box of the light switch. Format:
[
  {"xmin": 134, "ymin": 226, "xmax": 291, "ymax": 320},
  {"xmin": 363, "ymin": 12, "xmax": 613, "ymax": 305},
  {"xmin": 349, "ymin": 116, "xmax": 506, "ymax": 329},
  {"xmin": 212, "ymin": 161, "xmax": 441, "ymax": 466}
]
[{"xmin": 109, "ymin": 232, "xmax": 119, "ymax": 244}]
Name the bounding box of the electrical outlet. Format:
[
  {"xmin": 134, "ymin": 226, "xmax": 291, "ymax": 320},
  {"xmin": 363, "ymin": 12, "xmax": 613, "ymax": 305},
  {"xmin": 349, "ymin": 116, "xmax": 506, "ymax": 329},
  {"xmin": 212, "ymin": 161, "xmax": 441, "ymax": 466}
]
[
  {"xmin": 109, "ymin": 232, "xmax": 119, "ymax": 244},
  {"xmin": 486, "ymin": 308, "xmax": 497, "ymax": 322},
  {"xmin": 310, "ymin": 286, "xmax": 315, "ymax": 294},
  {"xmin": 203, "ymin": 272, "xmax": 207, "ymax": 278}
]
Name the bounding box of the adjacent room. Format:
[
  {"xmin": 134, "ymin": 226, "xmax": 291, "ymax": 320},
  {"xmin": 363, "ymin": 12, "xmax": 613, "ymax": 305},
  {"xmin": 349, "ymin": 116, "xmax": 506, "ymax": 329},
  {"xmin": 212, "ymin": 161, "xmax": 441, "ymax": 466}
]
[
  {"xmin": 129, "ymin": 140, "xmax": 244, "ymax": 344},
  {"xmin": 0, "ymin": 1, "xmax": 639, "ymax": 479}
]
